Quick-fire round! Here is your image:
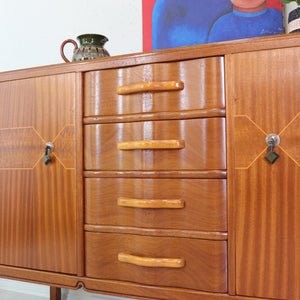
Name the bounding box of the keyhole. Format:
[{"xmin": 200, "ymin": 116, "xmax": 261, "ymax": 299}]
[{"xmin": 43, "ymin": 142, "xmax": 54, "ymax": 165}]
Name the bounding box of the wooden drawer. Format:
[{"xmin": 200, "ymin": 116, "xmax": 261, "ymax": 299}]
[
  {"xmin": 85, "ymin": 232, "xmax": 227, "ymax": 292},
  {"xmin": 84, "ymin": 57, "xmax": 225, "ymax": 117},
  {"xmin": 85, "ymin": 178, "xmax": 227, "ymax": 231},
  {"xmin": 84, "ymin": 118, "xmax": 226, "ymax": 171}
]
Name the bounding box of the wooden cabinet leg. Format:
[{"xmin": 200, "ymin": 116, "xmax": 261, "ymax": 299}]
[{"xmin": 50, "ymin": 286, "xmax": 61, "ymax": 300}]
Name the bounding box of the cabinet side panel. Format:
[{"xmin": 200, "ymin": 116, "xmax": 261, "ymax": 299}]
[
  {"xmin": 0, "ymin": 80, "xmax": 36, "ymax": 268},
  {"xmin": 0, "ymin": 74, "xmax": 78, "ymax": 274},
  {"xmin": 0, "ymin": 170, "xmax": 33, "ymax": 268},
  {"xmin": 32, "ymin": 160, "xmax": 77, "ymax": 274},
  {"xmin": 232, "ymin": 48, "xmax": 300, "ymax": 299},
  {"xmin": 30, "ymin": 74, "xmax": 77, "ymax": 274}
]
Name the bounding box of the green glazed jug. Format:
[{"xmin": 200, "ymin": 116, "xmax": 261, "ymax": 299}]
[{"xmin": 60, "ymin": 33, "xmax": 110, "ymax": 62}]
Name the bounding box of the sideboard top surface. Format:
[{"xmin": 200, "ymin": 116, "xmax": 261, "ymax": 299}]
[{"xmin": 1, "ymin": 33, "xmax": 300, "ymax": 82}]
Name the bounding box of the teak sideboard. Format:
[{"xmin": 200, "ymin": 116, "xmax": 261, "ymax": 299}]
[{"xmin": 0, "ymin": 34, "xmax": 299, "ymax": 300}]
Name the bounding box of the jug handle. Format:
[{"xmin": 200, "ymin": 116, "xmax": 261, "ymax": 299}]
[{"xmin": 60, "ymin": 39, "xmax": 78, "ymax": 63}]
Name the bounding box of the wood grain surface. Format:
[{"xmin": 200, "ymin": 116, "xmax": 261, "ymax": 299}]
[
  {"xmin": 231, "ymin": 48, "xmax": 300, "ymax": 299},
  {"xmin": 0, "ymin": 34, "xmax": 299, "ymax": 300},
  {"xmin": 84, "ymin": 118, "xmax": 226, "ymax": 171},
  {"xmin": 84, "ymin": 57, "xmax": 224, "ymax": 117},
  {"xmin": 0, "ymin": 74, "xmax": 77, "ymax": 274},
  {"xmin": 85, "ymin": 232, "xmax": 227, "ymax": 293},
  {"xmin": 85, "ymin": 178, "xmax": 227, "ymax": 232}
]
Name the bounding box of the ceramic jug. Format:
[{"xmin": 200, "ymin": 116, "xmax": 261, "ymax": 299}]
[{"xmin": 60, "ymin": 33, "xmax": 110, "ymax": 62}]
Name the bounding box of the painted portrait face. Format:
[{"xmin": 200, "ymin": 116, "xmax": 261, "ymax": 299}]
[{"xmin": 231, "ymin": 0, "xmax": 265, "ymax": 9}]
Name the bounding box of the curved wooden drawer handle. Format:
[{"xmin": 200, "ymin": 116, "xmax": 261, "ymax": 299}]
[
  {"xmin": 117, "ymin": 197, "xmax": 184, "ymax": 209},
  {"xmin": 118, "ymin": 253, "xmax": 185, "ymax": 268},
  {"xmin": 117, "ymin": 81, "xmax": 184, "ymax": 95},
  {"xmin": 117, "ymin": 140, "xmax": 185, "ymax": 150}
]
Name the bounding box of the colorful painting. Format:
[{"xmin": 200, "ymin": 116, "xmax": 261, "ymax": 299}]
[{"xmin": 143, "ymin": 0, "xmax": 283, "ymax": 51}]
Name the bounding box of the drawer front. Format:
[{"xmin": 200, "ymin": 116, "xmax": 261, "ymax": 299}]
[
  {"xmin": 84, "ymin": 57, "xmax": 225, "ymax": 117},
  {"xmin": 85, "ymin": 232, "xmax": 227, "ymax": 292},
  {"xmin": 84, "ymin": 118, "xmax": 226, "ymax": 171},
  {"xmin": 85, "ymin": 178, "xmax": 227, "ymax": 231}
]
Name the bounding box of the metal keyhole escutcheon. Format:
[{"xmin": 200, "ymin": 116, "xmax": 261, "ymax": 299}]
[
  {"xmin": 43, "ymin": 142, "xmax": 54, "ymax": 165},
  {"xmin": 265, "ymin": 134, "xmax": 280, "ymax": 164}
]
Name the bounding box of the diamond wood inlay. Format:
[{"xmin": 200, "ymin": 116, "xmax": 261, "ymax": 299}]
[
  {"xmin": 234, "ymin": 116, "xmax": 267, "ymax": 169},
  {"xmin": 231, "ymin": 47, "xmax": 300, "ymax": 299},
  {"xmin": 0, "ymin": 127, "xmax": 44, "ymax": 169},
  {"xmin": 0, "ymin": 73, "xmax": 78, "ymax": 277},
  {"xmin": 280, "ymin": 113, "xmax": 300, "ymax": 166},
  {"xmin": 53, "ymin": 125, "xmax": 75, "ymax": 169}
]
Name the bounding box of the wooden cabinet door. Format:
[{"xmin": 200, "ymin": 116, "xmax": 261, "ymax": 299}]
[
  {"xmin": 0, "ymin": 74, "xmax": 78, "ymax": 274},
  {"xmin": 229, "ymin": 48, "xmax": 300, "ymax": 299}
]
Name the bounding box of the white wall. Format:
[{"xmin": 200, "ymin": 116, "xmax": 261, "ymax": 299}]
[
  {"xmin": 0, "ymin": 0, "xmax": 143, "ymax": 72},
  {"xmin": 0, "ymin": 0, "xmax": 292, "ymax": 73},
  {"xmin": 0, "ymin": 1, "xmax": 141, "ymax": 299}
]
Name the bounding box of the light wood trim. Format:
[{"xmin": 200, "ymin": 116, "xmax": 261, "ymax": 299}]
[
  {"xmin": 117, "ymin": 197, "xmax": 184, "ymax": 209},
  {"xmin": 118, "ymin": 253, "xmax": 185, "ymax": 268},
  {"xmin": 117, "ymin": 81, "xmax": 184, "ymax": 95},
  {"xmin": 117, "ymin": 140, "xmax": 185, "ymax": 150}
]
